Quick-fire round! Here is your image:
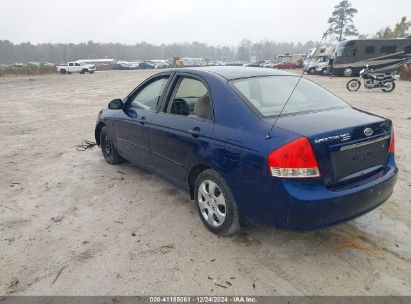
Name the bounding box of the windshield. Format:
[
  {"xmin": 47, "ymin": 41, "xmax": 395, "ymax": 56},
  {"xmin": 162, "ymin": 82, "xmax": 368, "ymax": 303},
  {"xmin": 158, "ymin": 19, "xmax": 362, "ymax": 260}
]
[
  {"xmin": 334, "ymin": 46, "xmax": 356, "ymax": 57},
  {"xmin": 335, "ymin": 46, "xmax": 345, "ymax": 57},
  {"xmin": 230, "ymin": 76, "xmax": 349, "ymax": 117}
]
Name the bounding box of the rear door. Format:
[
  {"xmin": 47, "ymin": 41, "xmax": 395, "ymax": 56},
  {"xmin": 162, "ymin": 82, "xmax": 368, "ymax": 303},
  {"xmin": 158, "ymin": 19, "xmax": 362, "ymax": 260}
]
[
  {"xmin": 150, "ymin": 74, "xmax": 215, "ymax": 187},
  {"xmin": 114, "ymin": 74, "xmax": 171, "ymax": 169}
]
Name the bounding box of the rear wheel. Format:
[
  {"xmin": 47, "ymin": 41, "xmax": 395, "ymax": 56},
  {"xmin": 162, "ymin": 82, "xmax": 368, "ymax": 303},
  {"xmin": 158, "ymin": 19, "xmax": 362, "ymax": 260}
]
[
  {"xmin": 346, "ymin": 79, "xmax": 361, "ymax": 91},
  {"xmin": 308, "ymin": 67, "xmax": 315, "ymax": 75},
  {"xmin": 60, "ymin": 69, "xmax": 66, "ymax": 74},
  {"xmin": 382, "ymin": 82, "xmax": 395, "ymax": 92},
  {"xmin": 194, "ymin": 169, "xmax": 241, "ymax": 236},
  {"xmin": 100, "ymin": 127, "xmax": 123, "ymax": 165}
]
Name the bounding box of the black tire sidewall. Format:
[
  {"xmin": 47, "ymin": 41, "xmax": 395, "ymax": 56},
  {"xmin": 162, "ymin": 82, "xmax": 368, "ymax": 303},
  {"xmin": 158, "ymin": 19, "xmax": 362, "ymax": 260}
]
[
  {"xmin": 100, "ymin": 127, "xmax": 122, "ymax": 164},
  {"xmin": 194, "ymin": 169, "xmax": 240, "ymax": 235},
  {"xmin": 347, "ymin": 79, "xmax": 360, "ymax": 91},
  {"xmin": 382, "ymin": 82, "xmax": 395, "ymax": 92}
]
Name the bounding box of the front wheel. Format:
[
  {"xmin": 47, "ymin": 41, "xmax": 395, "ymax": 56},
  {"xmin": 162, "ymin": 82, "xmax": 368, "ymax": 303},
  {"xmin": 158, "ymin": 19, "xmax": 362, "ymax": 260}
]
[
  {"xmin": 308, "ymin": 68, "xmax": 315, "ymax": 75},
  {"xmin": 100, "ymin": 127, "xmax": 123, "ymax": 165},
  {"xmin": 194, "ymin": 169, "xmax": 241, "ymax": 236},
  {"xmin": 346, "ymin": 79, "xmax": 361, "ymax": 91},
  {"xmin": 382, "ymin": 82, "xmax": 395, "ymax": 92}
]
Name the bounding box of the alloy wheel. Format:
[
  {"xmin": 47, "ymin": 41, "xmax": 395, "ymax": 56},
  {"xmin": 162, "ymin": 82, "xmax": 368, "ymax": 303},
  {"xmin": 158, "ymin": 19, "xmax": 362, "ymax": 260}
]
[{"xmin": 197, "ymin": 180, "xmax": 227, "ymax": 227}]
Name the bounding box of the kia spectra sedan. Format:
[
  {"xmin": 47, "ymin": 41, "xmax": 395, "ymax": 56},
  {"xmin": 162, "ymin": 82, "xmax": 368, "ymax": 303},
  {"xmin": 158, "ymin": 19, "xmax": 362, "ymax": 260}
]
[{"xmin": 95, "ymin": 67, "xmax": 397, "ymax": 235}]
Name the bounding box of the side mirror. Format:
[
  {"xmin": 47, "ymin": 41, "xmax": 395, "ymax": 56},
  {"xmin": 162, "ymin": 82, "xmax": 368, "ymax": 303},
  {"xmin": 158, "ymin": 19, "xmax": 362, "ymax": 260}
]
[{"xmin": 108, "ymin": 99, "xmax": 123, "ymax": 110}]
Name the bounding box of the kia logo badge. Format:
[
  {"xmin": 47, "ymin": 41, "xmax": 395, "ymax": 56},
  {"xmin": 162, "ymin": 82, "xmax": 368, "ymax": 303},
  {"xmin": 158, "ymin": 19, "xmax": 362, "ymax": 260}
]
[{"xmin": 364, "ymin": 128, "xmax": 373, "ymax": 136}]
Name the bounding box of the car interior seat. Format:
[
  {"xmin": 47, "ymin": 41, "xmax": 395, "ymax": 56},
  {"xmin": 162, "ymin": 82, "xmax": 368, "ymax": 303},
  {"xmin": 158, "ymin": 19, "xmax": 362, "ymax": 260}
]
[
  {"xmin": 170, "ymin": 99, "xmax": 190, "ymax": 116},
  {"xmin": 193, "ymin": 96, "xmax": 212, "ymax": 120}
]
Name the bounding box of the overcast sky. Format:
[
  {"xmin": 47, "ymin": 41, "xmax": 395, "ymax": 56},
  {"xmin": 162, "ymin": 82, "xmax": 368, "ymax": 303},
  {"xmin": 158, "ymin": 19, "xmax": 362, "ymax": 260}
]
[{"xmin": 1, "ymin": 0, "xmax": 409, "ymax": 45}]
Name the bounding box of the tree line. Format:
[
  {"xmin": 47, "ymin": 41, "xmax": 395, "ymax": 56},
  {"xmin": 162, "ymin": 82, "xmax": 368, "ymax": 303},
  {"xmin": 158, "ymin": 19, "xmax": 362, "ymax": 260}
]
[{"xmin": 0, "ymin": 40, "xmax": 320, "ymax": 65}]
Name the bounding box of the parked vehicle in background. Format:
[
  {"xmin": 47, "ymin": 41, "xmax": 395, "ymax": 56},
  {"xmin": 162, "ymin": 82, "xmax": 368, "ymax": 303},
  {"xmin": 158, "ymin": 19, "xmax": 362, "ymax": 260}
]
[
  {"xmin": 277, "ymin": 53, "xmax": 306, "ymax": 63},
  {"xmin": 262, "ymin": 60, "xmax": 281, "ymax": 68},
  {"xmin": 137, "ymin": 62, "xmax": 155, "ymax": 69},
  {"xmin": 330, "ymin": 38, "xmax": 411, "ymax": 76},
  {"xmin": 95, "ymin": 66, "xmax": 397, "ymax": 235},
  {"xmin": 346, "ymin": 65, "xmax": 396, "ymax": 92},
  {"xmin": 304, "ymin": 56, "xmax": 330, "ymax": 75},
  {"xmin": 113, "ymin": 61, "xmax": 133, "ymax": 70},
  {"xmin": 56, "ymin": 62, "xmax": 96, "ymax": 74},
  {"xmin": 243, "ymin": 61, "xmax": 265, "ymax": 67},
  {"xmin": 272, "ymin": 61, "xmax": 299, "ymax": 69},
  {"xmin": 147, "ymin": 60, "xmax": 170, "ymax": 69}
]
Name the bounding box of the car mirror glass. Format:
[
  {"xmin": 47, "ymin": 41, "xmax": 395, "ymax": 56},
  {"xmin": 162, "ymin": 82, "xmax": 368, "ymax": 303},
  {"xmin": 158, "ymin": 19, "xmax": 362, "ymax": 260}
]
[{"xmin": 108, "ymin": 99, "xmax": 123, "ymax": 110}]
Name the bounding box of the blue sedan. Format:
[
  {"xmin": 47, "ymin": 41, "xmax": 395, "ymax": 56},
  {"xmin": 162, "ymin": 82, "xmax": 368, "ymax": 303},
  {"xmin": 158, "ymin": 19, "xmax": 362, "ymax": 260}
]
[{"xmin": 95, "ymin": 67, "xmax": 397, "ymax": 235}]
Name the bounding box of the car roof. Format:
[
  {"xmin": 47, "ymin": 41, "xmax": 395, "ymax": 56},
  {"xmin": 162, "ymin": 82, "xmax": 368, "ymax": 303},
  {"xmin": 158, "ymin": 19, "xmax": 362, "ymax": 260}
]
[{"xmin": 167, "ymin": 66, "xmax": 295, "ymax": 80}]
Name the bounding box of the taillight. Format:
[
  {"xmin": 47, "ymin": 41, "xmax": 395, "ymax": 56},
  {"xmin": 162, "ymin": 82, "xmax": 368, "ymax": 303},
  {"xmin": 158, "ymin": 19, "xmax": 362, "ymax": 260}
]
[
  {"xmin": 268, "ymin": 137, "xmax": 320, "ymax": 178},
  {"xmin": 389, "ymin": 131, "xmax": 395, "ymax": 154}
]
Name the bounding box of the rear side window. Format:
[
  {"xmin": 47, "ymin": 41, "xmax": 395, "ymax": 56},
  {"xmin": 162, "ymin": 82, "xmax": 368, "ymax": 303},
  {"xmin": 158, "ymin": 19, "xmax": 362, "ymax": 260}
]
[
  {"xmin": 230, "ymin": 76, "xmax": 349, "ymax": 118},
  {"xmin": 381, "ymin": 45, "xmax": 396, "ymax": 54},
  {"xmin": 167, "ymin": 77, "xmax": 212, "ymax": 120}
]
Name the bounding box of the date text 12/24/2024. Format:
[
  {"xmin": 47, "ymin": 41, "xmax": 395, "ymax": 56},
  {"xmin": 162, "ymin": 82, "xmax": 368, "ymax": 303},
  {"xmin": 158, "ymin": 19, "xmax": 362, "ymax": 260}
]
[{"xmin": 149, "ymin": 296, "xmax": 257, "ymax": 303}]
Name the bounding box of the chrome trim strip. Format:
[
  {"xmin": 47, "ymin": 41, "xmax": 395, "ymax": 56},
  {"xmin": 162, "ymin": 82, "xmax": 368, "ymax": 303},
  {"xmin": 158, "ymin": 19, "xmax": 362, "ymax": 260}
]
[{"xmin": 339, "ymin": 135, "xmax": 390, "ymax": 151}]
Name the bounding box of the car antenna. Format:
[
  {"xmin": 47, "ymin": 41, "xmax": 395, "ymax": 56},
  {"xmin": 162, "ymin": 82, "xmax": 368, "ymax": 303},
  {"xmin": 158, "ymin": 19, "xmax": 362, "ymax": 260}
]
[{"xmin": 266, "ymin": 27, "xmax": 332, "ymax": 139}]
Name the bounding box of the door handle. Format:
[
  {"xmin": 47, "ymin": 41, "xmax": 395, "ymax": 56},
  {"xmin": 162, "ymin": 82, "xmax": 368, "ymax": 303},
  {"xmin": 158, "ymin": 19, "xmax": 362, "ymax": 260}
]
[
  {"xmin": 138, "ymin": 116, "xmax": 146, "ymax": 124},
  {"xmin": 188, "ymin": 127, "xmax": 201, "ymax": 138}
]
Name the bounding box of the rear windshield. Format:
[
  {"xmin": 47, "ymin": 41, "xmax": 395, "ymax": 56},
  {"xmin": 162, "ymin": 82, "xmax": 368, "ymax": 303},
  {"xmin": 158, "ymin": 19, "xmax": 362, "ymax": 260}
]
[{"xmin": 230, "ymin": 76, "xmax": 349, "ymax": 117}]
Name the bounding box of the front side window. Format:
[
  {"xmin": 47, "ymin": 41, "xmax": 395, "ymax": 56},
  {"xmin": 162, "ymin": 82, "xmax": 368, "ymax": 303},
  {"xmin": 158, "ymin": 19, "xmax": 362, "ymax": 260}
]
[
  {"xmin": 230, "ymin": 76, "xmax": 349, "ymax": 118},
  {"xmin": 167, "ymin": 77, "xmax": 212, "ymax": 120},
  {"xmin": 75, "ymin": 63, "xmax": 81, "ymax": 66},
  {"xmin": 129, "ymin": 77, "xmax": 169, "ymax": 111}
]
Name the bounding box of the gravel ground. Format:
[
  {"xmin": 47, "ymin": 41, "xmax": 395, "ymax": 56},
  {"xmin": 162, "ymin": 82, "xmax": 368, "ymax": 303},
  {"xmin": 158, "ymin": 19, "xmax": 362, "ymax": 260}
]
[{"xmin": 0, "ymin": 69, "xmax": 410, "ymax": 296}]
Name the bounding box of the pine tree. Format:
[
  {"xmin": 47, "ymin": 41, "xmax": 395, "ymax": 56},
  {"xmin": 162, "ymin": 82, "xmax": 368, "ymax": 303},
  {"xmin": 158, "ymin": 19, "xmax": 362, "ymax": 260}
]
[
  {"xmin": 328, "ymin": 0, "xmax": 358, "ymax": 42},
  {"xmin": 393, "ymin": 17, "xmax": 411, "ymax": 38}
]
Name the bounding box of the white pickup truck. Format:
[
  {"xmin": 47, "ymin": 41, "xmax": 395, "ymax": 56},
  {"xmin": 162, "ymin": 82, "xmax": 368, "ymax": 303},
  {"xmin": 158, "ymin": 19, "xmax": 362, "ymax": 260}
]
[{"xmin": 56, "ymin": 62, "xmax": 96, "ymax": 74}]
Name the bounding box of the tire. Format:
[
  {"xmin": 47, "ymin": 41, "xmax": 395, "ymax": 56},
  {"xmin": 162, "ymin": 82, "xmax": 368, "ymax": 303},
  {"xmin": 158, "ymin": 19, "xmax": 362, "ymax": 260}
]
[
  {"xmin": 308, "ymin": 68, "xmax": 315, "ymax": 75},
  {"xmin": 382, "ymin": 82, "xmax": 395, "ymax": 92},
  {"xmin": 100, "ymin": 126, "xmax": 123, "ymax": 165},
  {"xmin": 194, "ymin": 169, "xmax": 241, "ymax": 236},
  {"xmin": 60, "ymin": 69, "xmax": 66, "ymax": 74},
  {"xmin": 344, "ymin": 68, "xmax": 353, "ymax": 77},
  {"xmin": 346, "ymin": 79, "xmax": 361, "ymax": 91}
]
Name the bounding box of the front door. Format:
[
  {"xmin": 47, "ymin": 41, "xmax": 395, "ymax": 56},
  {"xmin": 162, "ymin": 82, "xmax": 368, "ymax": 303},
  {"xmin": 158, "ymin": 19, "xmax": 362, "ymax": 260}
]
[{"xmin": 114, "ymin": 75, "xmax": 170, "ymax": 169}]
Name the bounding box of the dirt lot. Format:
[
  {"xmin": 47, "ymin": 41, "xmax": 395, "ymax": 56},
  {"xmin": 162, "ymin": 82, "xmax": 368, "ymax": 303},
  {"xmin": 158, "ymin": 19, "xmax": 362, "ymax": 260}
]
[{"xmin": 0, "ymin": 70, "xmax": 410, "ymax": 296}]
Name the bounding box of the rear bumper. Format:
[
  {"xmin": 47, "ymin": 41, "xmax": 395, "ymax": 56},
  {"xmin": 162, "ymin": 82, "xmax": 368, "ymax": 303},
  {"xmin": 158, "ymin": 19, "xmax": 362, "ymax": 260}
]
[{"xmin": 241, "ymin": 156, "xmax": 398, "ymax": 230}]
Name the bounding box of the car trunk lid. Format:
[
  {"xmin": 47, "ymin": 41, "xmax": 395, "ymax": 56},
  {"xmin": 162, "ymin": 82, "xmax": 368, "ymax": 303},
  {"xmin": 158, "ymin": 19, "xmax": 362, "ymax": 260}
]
[{"xmin": 270, "ymin": 108, "xmax": 392, "ymax": 186}]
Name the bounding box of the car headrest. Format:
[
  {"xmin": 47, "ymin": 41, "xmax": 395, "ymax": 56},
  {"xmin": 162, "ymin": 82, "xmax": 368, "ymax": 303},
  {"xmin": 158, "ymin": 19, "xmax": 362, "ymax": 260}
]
[
  {"xmin": 170, "ymin": 99, "xmax": 189, "ymax": 116},
  {"xmin": 194, "ymin": 96, "xmax": 211, "ymax": 120}
]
